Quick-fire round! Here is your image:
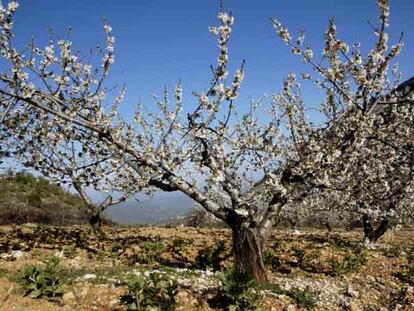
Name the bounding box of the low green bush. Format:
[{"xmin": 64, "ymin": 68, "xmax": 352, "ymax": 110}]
[
  {"xmin": 195, "ymin": 240, "xmax": 227, "ymax": 271},
  {"xmin": 16, "ymin": 257, "xmax": 63, "ymax": 300},
  {"xmin": 119, "ymin": 272, "xmax": 178, "ymax": 311}
]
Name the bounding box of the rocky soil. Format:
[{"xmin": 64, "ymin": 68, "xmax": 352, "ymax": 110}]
[{"xmin": 0, "ymin": 224, "xmax": 413, "ymax": 310}]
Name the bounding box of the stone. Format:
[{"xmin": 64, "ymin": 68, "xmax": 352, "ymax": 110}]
[
  {"xmin": 347, "ymin": 286, "xmax": 359, "ymax": 298},
  {"xmin": 284, "ymin": 304, "xmax": 297, "ymax": 311},
  {"xmin": 348, "ymin": 302, "xmax": 361, "ymax": 311},
  {"xmin": 62, "ymin": 291, "xmax": 76, "ymax": 303},
  {"xmin": 83, "ymin": 273, "xmax": 97, "ymax": 280}
]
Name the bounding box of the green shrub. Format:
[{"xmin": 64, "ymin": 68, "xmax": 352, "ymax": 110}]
[
  {"xmin": 109, "ymin": 242, "xmax": 122, "ymax": 257},
  {"xmin": 292, "ymin": 247, "xmax": 306, "ymax": 266},
  {"xmin": 328, "ymin": 249, "xmax": 367, "ymax": 276},
  {"xmin": 138, "ymin": 241, "xmax": 165, "ymax": 264},
  {"xmin": 328, "ymin": 257, "xmax": 343, "ymax": 276},
  {"xmin": 119, "ymin": 272, "xmax": 178, "ymax": 311},
  {"xmin": 17, "ymin": 257, "xmax": 63, "ymax": 300},
  {"xmin": 195, "ymin": 240, "xmax": 227, "ymax": 271},
  {"xmin": 171, "ymin": 237, "xmax": 187, "ymax": 251},
  {"xmin": 214, "ymin": 268, "xmax": 263, "ymax": 311},
  {"xmin": 382, "ymin": 246, "xmax": 402, "ymax": 258},
  {"xmin": 0, "ymin": 268, "xmax": 8, "ymax": 278},
  {"xmin": 290, "ymin": 288, "xmax": 318, "ymax": 310},
  {"xmin": 32, "ymin": 249, "xmax": 42, "ymax": 257},
  {"xmin": 343, "ymin": 251, "xmax": 367, "ymax": 273},
  {"xmin": 263, "ymin": 249, "xmax": 281, "ymax": 272},
  {"xmin": 406, "ymin": 248, "xmax": 414, "ymax": 263},
  {"xmin": 62, "ymin": 244, "xmax": 76, "ymax": 258}
]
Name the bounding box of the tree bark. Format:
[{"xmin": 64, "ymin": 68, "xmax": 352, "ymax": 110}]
[
  {"xmin": 362, "ymin": 215, "xmax": 389, "ymax": 243},
  {"xmin": 230, "ymin": 217, "xmax": 268, "ymax": 283}
]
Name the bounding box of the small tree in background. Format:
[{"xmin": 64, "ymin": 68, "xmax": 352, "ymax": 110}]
[{"xmin": 0, "ymin": 0, "xmax": 413, "ymax": 281}]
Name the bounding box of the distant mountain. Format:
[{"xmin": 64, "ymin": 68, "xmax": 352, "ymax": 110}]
[{"xmin": 103, "ymin": 192, "xmax": 195, "ymax": 224}]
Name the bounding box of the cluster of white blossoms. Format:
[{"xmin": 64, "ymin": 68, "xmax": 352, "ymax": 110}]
[{"xmin": 0, "ymin": 0, "xmax": 412, "ymax": 268}]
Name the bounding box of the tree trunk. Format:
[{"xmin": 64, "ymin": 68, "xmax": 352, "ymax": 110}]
[
  {"xmin": 362, "ymin": 215, "xmax": 389, "ymax": 244},
  {"xmin": 230, "ymin": 219, "xmax": 268, "ymax": 283}
]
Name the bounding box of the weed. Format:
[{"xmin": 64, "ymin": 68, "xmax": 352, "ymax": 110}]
[
  {"xmin": 109, "ymin": 242, "xmax": 122, "ymax": 257},
  {"xmin": 62, "ymin": 243, "xmax": 76, "ymax": 258},
  {"xmin": 292, "ymin": 247, "xmax": 306, "ymax": 266},
  {"xmin": 119, "ymin": 272, "xmax": 178, "ymax": 311},
  {"xmin": 32, "ymin": 249, "xmax": 42, "ymax": 257},
  {"xmin": 328, "ymin": 257, "xmax": 343, "ymax": 276},
  {"xmin": 290, "ymin": 288, "xmax": 318, "ymax": 310},
  {"xmin": 138, "ymin": 241, "xmax": 165, "ymax": 264},
  {"xmin": 171, "ymin": 237, "xmax": 187, "ymax": 251},
  {"xmin": 382, "ymin": 246, "xmax": 402, "ymax": 258},
  {"xmin": 263, "ymin": 249, "xmax": 281, "ymax": 272},
  {"xmin": 343, "ymin": 251, "xmax": 366, "ymax": 273},
  {"xmin": 211, "ymin": 268, "xmax": 263, "ymax": 311},
  {"xmin": 16, "ymin": 256, "xmax": 63, "ymax": 300},
  {"xmin": 406, "ymin": 248, "xmax": 414, "ymax": 263},
  {"xmin": 195, "ymin": 240, "xmax": 227, "ymax": 271},
  {"xmin": 0, "ymin": 267, "xmax": 8, "ymax": 278}
]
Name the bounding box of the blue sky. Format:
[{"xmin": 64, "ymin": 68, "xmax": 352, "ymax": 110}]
[{"xmin": 11, "ymin": 0, "xmax": 414, "ymax": 113}]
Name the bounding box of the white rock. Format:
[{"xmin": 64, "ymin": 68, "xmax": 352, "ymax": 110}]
[{"xmin": 83, "ymin": 273, "xmax": 97, "ymax": 280}]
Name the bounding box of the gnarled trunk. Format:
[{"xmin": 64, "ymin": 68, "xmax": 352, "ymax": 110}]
[
  {"xmin": 230, "ymin": 218, "xmax": 267, "ymax": 283},
  {"xmin": 362, "ymin": 215, "xmax": 389, "ymax": 244}
]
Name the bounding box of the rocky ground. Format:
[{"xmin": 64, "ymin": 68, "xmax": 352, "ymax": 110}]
[{"xmin": 0, "ymin": 224, "xmax": 413, "ymax": 310}]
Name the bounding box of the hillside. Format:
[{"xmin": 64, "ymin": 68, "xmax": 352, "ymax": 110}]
[{"xmin": 0, "ymin": 171, "xmax": 86, "ymax": 225}]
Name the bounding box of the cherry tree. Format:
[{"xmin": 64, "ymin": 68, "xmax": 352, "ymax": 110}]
[{"xmin": 0, "ymin": 0, "xmax": 412, "ymax": 281}]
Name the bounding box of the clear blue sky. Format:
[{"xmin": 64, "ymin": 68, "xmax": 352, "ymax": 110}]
[{"xmin": 11, "ymin": 0, "xmax": 414, "ymax": 113}]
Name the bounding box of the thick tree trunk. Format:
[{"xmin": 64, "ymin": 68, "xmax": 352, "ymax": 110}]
[
  {"xmin": 362, "ymin": 215, "xmax": 389, "ymax": 244},
  {"xmin": 230, "ymin": 219, "xmax": 268, "ymax": 283}
]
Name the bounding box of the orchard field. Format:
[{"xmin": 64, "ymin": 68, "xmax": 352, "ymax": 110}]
[{"xmin": 0, "ymin": 224, "xmax": 413, "ymax": 310}]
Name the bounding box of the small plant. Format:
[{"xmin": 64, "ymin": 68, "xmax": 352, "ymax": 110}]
[
  {"xmin": 0, "ymin": 267, "xmax": 8, "ymax": 278},
  {"xmin": 263, "ymin": 249, "xmax": 281, "ymax": 272},
  {"xmin": 62, "ymin": 243, "xmax": 76, "ymax": 258},
  {"xmin": 109, "ymin": 242, "xmax": 122, "ymax": 257},
  {"xmin": 382, "ymin": 246, "xmax": 402, "ymax": 258},
  {"xmin": 195, "ymin": 240, "xmax": 228, "ymax": 271},
  {"xmin": 406, "ymin": 248, "xmax": 414, "ymax": 263},
  {"xmin": 292, "ymin": 247, "xmax": 306, "ymax": 266},
  {"xmin": 17, "ymin": 257, "xmax": 63, "ymax": 300},
  {"xmin": 138, "ymin": 241, "xmax": 165, "ymax": 264},
  {"xmin": 328, "ymin": 257, "xmax": 343, "ymax": 277},
  {"xmin": 290, "ymin": 288, "xmax": 318, "ymax": 310},
  {"xmin": 171, "ymin": 237, "xmax": 187, "ymax": 252},
  {"xmin": 328, "ymin": 249, "xmax": 367, "ymax": 276},
  {"xmin": 32, "ymin": 249, "xmax": 42, "ymax": 257},
  {"xmin": 119, "ymin": 272, "xmax": 178, "ymax": 311},
  {"xmin": 343, "ymin": 251, "xmax": 367, "ymax": 273},
  {"xmin": 211, "ymin": 268, "xmax": 263, "ymax": 311}
]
